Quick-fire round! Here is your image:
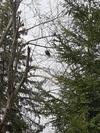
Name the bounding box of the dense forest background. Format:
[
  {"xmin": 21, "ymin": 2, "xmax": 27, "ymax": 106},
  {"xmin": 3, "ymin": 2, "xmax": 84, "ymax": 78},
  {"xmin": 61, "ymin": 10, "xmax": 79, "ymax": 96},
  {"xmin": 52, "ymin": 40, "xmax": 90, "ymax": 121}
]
[{"xmin": 0, "ymin": 0, "xmax": 100, "ymax": 133}]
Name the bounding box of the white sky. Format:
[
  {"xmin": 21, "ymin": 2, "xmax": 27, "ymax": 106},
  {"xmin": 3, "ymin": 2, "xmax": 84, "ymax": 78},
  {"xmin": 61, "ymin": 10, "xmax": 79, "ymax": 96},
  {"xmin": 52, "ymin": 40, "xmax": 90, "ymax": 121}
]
[{"xmin": 19, "ymin": 0, "xmax": 62, "ymax": 132}]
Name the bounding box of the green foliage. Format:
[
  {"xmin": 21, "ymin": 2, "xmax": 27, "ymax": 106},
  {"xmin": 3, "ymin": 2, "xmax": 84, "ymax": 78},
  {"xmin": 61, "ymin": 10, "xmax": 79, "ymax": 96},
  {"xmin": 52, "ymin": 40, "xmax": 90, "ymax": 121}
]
[
  {"xmin": 51, "ymin": 0, "xmax": 100, "ymax": 132},
  {"xmin": 0, "ymin": 1, "xmax": 46, "ymax": 132}
]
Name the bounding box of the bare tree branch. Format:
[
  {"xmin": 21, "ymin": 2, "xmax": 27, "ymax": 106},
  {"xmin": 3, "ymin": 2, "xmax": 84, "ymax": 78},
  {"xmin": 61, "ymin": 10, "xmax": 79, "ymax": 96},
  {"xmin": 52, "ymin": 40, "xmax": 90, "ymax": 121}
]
[{"xmin": 14, "ymin": 46, "xmax": 30, "ymax": 96}]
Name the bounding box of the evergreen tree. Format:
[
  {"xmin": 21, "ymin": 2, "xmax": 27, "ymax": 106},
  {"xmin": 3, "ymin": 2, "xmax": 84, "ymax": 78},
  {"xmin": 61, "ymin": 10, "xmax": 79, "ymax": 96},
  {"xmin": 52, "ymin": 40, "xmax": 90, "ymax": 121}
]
[
  {"xmin": 0, "ymin": 1, "xmax": 46, "ymax": 132},
  {"xmin": 51, "ymin": 0, "xmax": 100, "ymax": 132}
]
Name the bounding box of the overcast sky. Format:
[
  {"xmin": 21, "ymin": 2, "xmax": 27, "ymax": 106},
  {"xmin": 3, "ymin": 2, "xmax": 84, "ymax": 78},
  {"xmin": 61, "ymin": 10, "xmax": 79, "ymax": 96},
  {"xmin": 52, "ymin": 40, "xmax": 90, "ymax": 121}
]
[{"xmin": 19, "ymin": 0, "xmax": 62, "ymax": 132}]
